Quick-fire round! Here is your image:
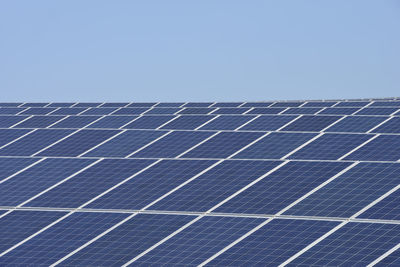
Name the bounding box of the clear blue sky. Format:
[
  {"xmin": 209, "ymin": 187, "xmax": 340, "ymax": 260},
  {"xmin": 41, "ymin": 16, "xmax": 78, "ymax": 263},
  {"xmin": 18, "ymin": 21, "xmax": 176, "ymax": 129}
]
[{"xmin": 1, "ymin": 1, "xmax": 399, "ymax": 102}]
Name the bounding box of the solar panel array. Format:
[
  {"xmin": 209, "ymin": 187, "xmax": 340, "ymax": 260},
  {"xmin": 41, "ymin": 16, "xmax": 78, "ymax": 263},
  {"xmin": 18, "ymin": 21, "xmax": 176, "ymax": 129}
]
[{"xmin": 0, "ymin": 99, "xmax": 400, "ymax": 266}]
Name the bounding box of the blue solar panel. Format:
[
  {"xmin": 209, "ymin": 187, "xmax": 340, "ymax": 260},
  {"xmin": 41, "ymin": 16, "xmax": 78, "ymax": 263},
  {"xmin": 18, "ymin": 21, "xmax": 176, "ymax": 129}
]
[
  {"xmin": 0, "ymin": 108, "xmax": 26, "ymax": 115},
  {"xmin": 215, "ymin": 161, "xmax": 351, "ymax": 214},
  {"xmin": 281, "ymin": 115, "xmax": 342, "ymax": 131},
  {"xmin": 155, "ymin": 102, "xmax": 185, "ymax": 107},
  {"xmin": 324, "ymin": 116, "xmax": 387, "ymax": 133},
  {"xmin": 37, "ymin": 129, "xmax": 120, "ymax": 157},
  {"xmin": 86, "ymin": 115, "xmax": 138, "ymax": 129},
  {"xmin": 199, "ymin": 115, "xmax": 255, "ymax": 130},
  {"xmin": 0, "ymin": 129, "xmax": 74, "ymax": 156},
  {"xmin": 151, "ymin": 160, "xmax": 281, "ymax": 212},
  {"xmin": 0, "ymin": 212, "xmax": 129, "ymax": 266},
  {"xmin": 50, "ymin": 107, "xmax": 88, "ymax": 115},
  {"xmin": 181, "ymin": 132, "xmax": 264, "ymax": 159},
  {"xmin": 113, "ymin": 107, "xmax": 149, "ymax": 115},
  {"xmin": 144, "ymin": 107, "xmax": 181, "ymax": 114},
  {"xmin": 240, "ymin": 115, "xmax": 297, "ymax": 131},
  {"xmin": 371, "ymin": 117, "xmax": 400, "ymax": 133},
  {"xmin": 25, "ymin": 159, "xmax": 155, "ymax": 208},
  {"xmin": 101, "ymin": 102, "xmax": 129, "ymax": 107},
  {"xmin": 335, "ymin": 101, "xmax": 370, "ymax": 107},
  {"xmin": 0, "ymin": 158, "xmax": 95, "ymax": 206},
  {"xmin": 0, "ymin": 157, "xmax": 38, "ymax": 180},
  {"xmin": 285, "ymin": 162, "xmax": 400, "ymax": 217},
  {"xmin": 161, "ymin": 115, "xmax": 214, "ymax": 130},
  {"xmin": 371, "ymin": 101, "xmax": 400, "ymax": 107},
  {"xmin": 0, "ymin": 116, "xmax": 28, "ymax": 128},
  {"xmin": 130, "ymin": 131, "xmax": 214, "ymax": 158},
  {"xmin": 246, "ymin": 107, "xmax": 285, "ymax": 114},
  {"xmin": 80, "ymin": 107, "xmax": 118, "ymax": 115},
  {"xmin": 377, "ymin": 249, "xmax": 400, "ymax": 265},
  {"xmin": 73, "ymin": 103, "xmax": 102, "ymax": 107},
  {"xmin": 288, "ymin": 133, "xmax": 372, "ymax": 160},
  {"xmin": 122, "ymin": 115, "xmax": 174, "ymax": 129},
  {"xmin": 87, "ymin": 159, "xmax": 216, "ymax": 210},
  {"xmin": 19, "ymin": 107, "xmax": 56, "ymax": 115},
  {"xmin": 344, "ymin": 135, "xmax": 400, "ymax": 161},
  {"xmin": 207, "ymin": 219, "xmax": 339, "ymax": 266},
  {"xmin": 283, "ymin": 108, "xmax": 322, "ymax": 114},
  {"xmin": 271, "ymin": 102, "xmax": 303, "ymax": 107},
  {"xmin": 212, "ymin": 108, "xmax": 250, "ymax": 114},
  {"xmin": 212, "ymin": 102, "xmax": 244, "ymax": 107},
  {"xmin": 47, "ymin": 103, "xmax": 75, "ymax": 107},
  {"xmin": 355, "ymin": 107, "xmax": 399, "ymax": 115},
  {"xmin": 183, "ymin": 102, "xmax": 213, "ymax": 107},
  {"xmin": 50, "ymin": 115, "xmax": 101, "ymax": 128},
  {"xmin": 178, "ymin": 108, "xmax": 216, "ymax": 114},
  {"xmin": 127, "ymin": 102, "xmax": 157, "ymax": 107},
  {"xmin": 358, "ymin": 189, "xmax": 400, "ymax": 221},
  {"xmin": 0, "ymin": 103, "xmax": 23, "ymax": 107},
  {"xmin": 83, "ymin": 130, "xmax": 165, "ymax": 157},
  {"xmin": 0, "ymin": 129, "xmax": 32, "ymax": 147},
  {"xmin": 21, "ymin": 103, "xmax": 49, "ymax": 107},
  {"xmin": 319, "ymin": 107, "xmax": 360, "ymax": 115},
  {"xmin": 289, "ymin": 222, "xmax": 400, "ymax": 266},
  {"xmin": 241, "ymin": 102, "xmax": 273, "ymax": 107},
  {"xmin": 303, "ymin": 102, "xmax": 337, "ymax": 107},
  {"xmin": 13, "ymin": 115, "xmax": 65, "ymax": 128},
  {"xmin": 135, "ymin": 216, "xmax": 264, "ymax": 266},
  {"xmin": 233, "ymin": 132, "xmax": 316, "ymax": 159}
]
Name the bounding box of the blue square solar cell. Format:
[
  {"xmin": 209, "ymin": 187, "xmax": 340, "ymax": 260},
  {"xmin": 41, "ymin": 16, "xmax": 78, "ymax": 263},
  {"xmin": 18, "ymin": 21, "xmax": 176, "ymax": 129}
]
[
  {"xmin": 130, "ymin": 131, "xmax": 214, "ymax": 158},
  {"xmin": 58, "ymin": 214, "xmax": 194, "ymax": 266},
  {"xmin": 0, "ymin": 157, "xmax": 38, "ymax": 180},
  {"xmin": 246, "ymin": 108, "xmax": 285, "ymax": 114},
  {"xmin": 212, "ymin": 102, "xmax": 244, "ymax": 107},
  {"xmin": 135, "ymin": 216, "xmax": 264, "ymax": 266},
  {"xmin": 0, "ymin": 129, "xmax": 74, "ymax": 156},
  {"xmin": 371, "ymin": 117, "xmax": 400, "ymax": 133},
  {"xmin": 144, "ymin": 107, "xmax": 181, "ymax": 114},
  {"xmin": 181, "ymin": 132, "xmax": 265, "ymax": 159},
  {"xmin": 37, "ymin": 129, "xmax": 120, "ymax": 157},
  {"xmin": 0, "ymin": 211, "xmax": 66, "ymax": 253},
  {"xmin": 319, "ymin": 107, "xmax": 360, "ymax": 115},
  {"xmin": 100, "ymin": 102, "xmax": 129, "ymax": 107},
  {"xmin": 127, "ymin": 102, "xmax": 157, "ymax": 107},
  {"xmin": 288, "ymin": 133, "xmax": 372, "ymax": 160},
  {"xmin": 161, "ymin": 115, "xmax": 214, "ymax": 130},
  {"xmin": 151, "ymin": 160, "xmax": 281, "ymax": 212},
  {"xmin": 241, "ymin": 102, "xmax": 273, "ymax": 107},
  {"xmin": 87, "ymin": 159, "xmax": 216, "ymax": 210},
  {"xmin": 355, "ymin": 107, "xmax": 399, "ymax": 115},
  {"xmin": 233, "ymin": 132, "xmax": 317, "ymax": 159},
  {"xmin": 50, "ymin": 115, "xmax": 101, "ymax": 128},
  {"xmin": 199, "ymin": 115, "xmax": 255, "ymax": 130},
  {"xmin": 155, "ymin": 102, "xmax": 185, "ymax": 107},
  {"xmin": 240, "ymin": 115, "xmax": 297, "ymax": 131},
  {"xmin": 50, "ymin": 107, "xmax": 88, "ymax": 115},
  {"xmin": 285, "ymin": 162, "xmax": 400, "ymax": 218},
  {"xmin": 73, "ymin": 102, "xmax": 102, "ymax": 107},
  {"xmin": 183, "ymin": 102, "xmax": 213, "ymax": 107},
  {"xmin": 0, "ymin": 129, "xmax": 31, "ymax": 147},
  {"xmin": 281, "ymin": 115, "xmax": 342, "ymax": 131},
  {"xmin": 208, "ymin": 219, "xmax": 339, "ymax": 266},
  {"xmin": 325, "ymin": 116, "xmax": 387, "ymax": 133},
  {"xmin": 80, "ymin": 107, "xmax": 118, "ymax": 115},
  {"xmin": 289, "ymin": 222, "xmax": 400, "ymax": 266},
  {"xmin": 271, "ymin": 102, "xmax": 303, "ymax": 107},
  {"xmin": 335, "ymin": 101, "xmax": 370, "ymax": 107},
  {"xmin": 282, "ymin": 108, "xmax": 322, "ymax": 114},
  {"xmin": 0, "ymin": 103, "xmax": 23, "ymax": 107},
  {"xmin": 25, "ymin": 159, "xmax": 155, "ymax": 208},
  {"xmin": 86, "ymin": 115, "xmax": 138, "ymax": 129},
  {"xmin": 14, "ymin": 115, "xmax": 65, "ymax": 128},
  {"xmin": 47, "ymin": 103, "xmax": 75, "ymax": 107},
  {"xmin": 0, "ymin": 158, "xmax": 95, "ymax": 206},
  {"xmin": 83, "ymin": 130, "xmax": 165, "ymax": 157},
  {"xmin": 0, "ymin": 212, "xmax": 129, "ymax": 266},
  {"xmin": 371, "ymin": 101, "xmax": 400, "ymax": 107},
  {"xmin": 178, "ymin": 108, "xmax": 216, "ymax": 114},
  {"xmin": 358, "ymin": 189, "xmax": 400, "ymax": 220},
  {"xmin": 0, "ymin": 116, "xmax": 28, "ymax": 128},
  {"xmin": 215, "ymin": 161, "xmax": 351, "ymax": 214},
  {"xmin": 376, "ymin": 249, "xmax": 400, "ymax": 266},
  {"xmin": 0, "ymin": 108, "xmax": 27, "ymax": 114},
  {"xmin": 303, "ymin": 102, "xmax": 337, "ymax": 107},
  {"xmin": 19, "ymin": 107, "xmax": 56, "ymax": 115},
  {"xmin": 211, "ymin": 108, "xmax": 250, "ymax": 114},
  {"xmin": 112, "ymin": 107, "xmax": 149, "ymax": 115},
  {"xmin": 21, "ymin": 103, "xmax": 49, "ymax": 107},
  {"xmin": 123, "ymin": 115, "xmax": 175, "ymax": 129},
  {"xmin": 344, "ymin": 135, "xmax": 400, "ymax": 161}
]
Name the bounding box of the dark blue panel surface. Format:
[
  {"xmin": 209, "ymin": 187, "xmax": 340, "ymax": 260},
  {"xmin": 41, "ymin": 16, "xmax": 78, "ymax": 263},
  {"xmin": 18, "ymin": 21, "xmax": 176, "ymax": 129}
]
[
  {"xmin": 0, "ymin": 158, "xmax": 95, "ymax": 206},
  {"xmin": 58, "ymin": 214, "xmax": 194, "ymax": 266},
  {"xmin": 0, "ymin": 212, "xmax": 129, "ymax": 266},
  {"xmin": 113, "ymin": 107, "xmax": 149, "ymax": 115},
  {"xmin": 0, "ymin": 211, "xmax": 66, "ymax": 253},
  {"xmin": 37, "ymin": 129, "xmax": 120, "ymax": 157},
  {"xmin": 86, "ymin": 116, "xmax": 138, "ymax": 129},
  {"xmin": 374, "ymin": 247, "xmax": 400, "ymax": 266},
  {"xmin": 80, "ymin": 107, "xmax": 118, "ymax": 115},
  {"xmin": 271, "ymin": 102, "xmax": 303, "ymax": 107},
  {"xmin": 303, "ymin": 102, "xmax": 337, "ymax": 107},
  {"xmin": 241, "ymin": 102, "xmax": 273, "ymax": 107},
  {"xmin": 289, "ymin": 133, "xmax": 372, "ymax": 160},
  {"xmin": 355, "ymin": 107, "xmax": 399, "ymax": 115},
  {"xmin": 283, "ymin": 108, "xmax": 322, "ymax": 114},
  {"xmin": 21, "ymin": 103, "xmax": 49, "ymax": 107},
  {"xmin": 151, "ymin": 160, "xmax": 281, "ymax": 212},
  {"xmin": 73, "ymin": 102, "xmax": 102, "ymax": 107},
  {"xmin": 199, "ymin": 115, "xmax": 255, "ymax": 130},
  {"xmin": 358, "ymin": 189, "xmax": 400, "ymax": 220},
  {"xmin": 155, "ymin": 102, "xmax": 185, "ymax": 107},
  {"xmin": 101, "ymin": 102, "xmax": 129, "ymax": 107},
  {"xmin": 50, "ymin": 107, "xmax": 88, "ymax": 115},
  {"xmin": 0, "ymin": 157, "xmax": 38, "ymax": 181},
  {"xmin": 135, "ymin": 216, "xmax": 264, "ymax": 266},
  {"xmin": 335, "ymin": 101, "xmax": 369, "ymax": 107},
  {"xmin": 47, "ymin": 103, "xmax": 75, "ymax": 107},
  {"xmin": 183, "ymin": 102, "xmax": 213, "ymax": 107},
  {"xmin": 130, "ymin": 131, "xmax": 214, "ymax": 158},
  {"xmin": 0, "ymin": 129, "xmax": 74, "ymax": 156},
  {"xmin": 240, "ymin": 115, "xmax": 296, "ymax": 131},
  {"xmin": 371, "ymin": 101, "xmax": 400, "ymax": 107},
  {"xmin": 182, "ymin": 132, "xmax": 264, "ymax": 159},
  {"xmin": 212, "ymin": 102, "xmax": 243, "ymax": 107},
  {"xmin": 325, "ymin": 116, "xmax": 387, "ymax": 133},
  {"xmin": 14, "ymin": 115, "xmax": 65, "ymax": 128},
  {"xmin": 212, "ymin": 108, "xmax": 250, "ymax": 114},
  {"xmin": 0, "ymin": 116, "xmax": 28, "ymax": 128},
  {"xmin": 50, "ymin": 115, "xmax": 101, "ymax": 128},
  {"xmin": 0, "ymin": 108, "xmax": 26, "ymax": 115},
  {"xmin": 371, "ymin": 117, "xmax": 400, "ymax": 133},
  {"xmin": 289, "ymin": 222, "xmax": 400, "ymax": 266},
  {"xmin": 0, "ymin": 103, "xmax": 23, "ymax": 107},
  {"xmin": 144, "ymin": 108, "xmax": 181, "ymax": 114},
  {"xmin": 319, "ymin": 107, "xmax": 360, "ymax": 115},
  {"xmin": 344, "ymin": 135, "xmax": 400, "ymax": 161},
  {"xmin": 123, "ymin": 115, "xmax": 174, "ymax": 129},
  {"xmin": 233, "ymin": 132, "xmax": 316, "ymax": 159},
  {"xmin": 247, "ymin": 108, "xmax": 285, "ymax": 114},
  {"xmin": 178, "ymin": 108, "xmax": 216, "ymax": 114},
  {"xmin": 285, "ymin": 162, "xmax": 400, "ymax": 217},
  {"xmin": 216, "ymin": 161, "xmax": 351, "ymax": 214},
  {"xmin": 281, "ymin": 115, "xmax": 342, "ymax": 131},
  {"xmin": 209, "ymin": 219, "xmax": 339, "ymax": 266},
  {"xmin": 0, "ymin": 129, "xmax": 32, "ymax": 147},
  {"xmin": 87, "ymin": 159, "xmax": 216, "ymax": 210},
  {"xmin": 127, "ymin": 102, "xmax": 157, "ymax": 107},
  {"xmin": 25, "ymin": 159, "xmax": 155, "ymax": 208},
  {"xmin": 19, "ymin": 107, "xmax": 56, "ymax": 115},
  {"xmin": 161, "ymin": 115, "xmax": 214, "ymax": 130},
  {"xmin": 84, "ymin": 130, "xmax": 165, "ymax": 157}
]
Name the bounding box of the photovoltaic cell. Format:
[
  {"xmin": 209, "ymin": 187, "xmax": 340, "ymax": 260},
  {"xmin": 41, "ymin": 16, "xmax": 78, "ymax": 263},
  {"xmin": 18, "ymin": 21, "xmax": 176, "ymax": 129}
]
[
  {"xmin": 246, "ymin": 108, "xmax": 285, "ymax": 114},
  {"xmin": 0, "ymin": 157, "xmax": 38, "ymax": 181},
  {"xmin": 303, "ymin": 102, "xmax": 337, "ymax": 107},
  {"xmin": 25, "ymin": 159, "xmax": 155, "ymax": 208},
  {"xmin": 344, "ymin": 135, "xmax": 400, "ymax": 161},
  {"xmin": 285, "ymin": 162, "xmax": 400, "ymax": 217},
  {"xmin": 178, "ymin": 108, "xmax": 216, "ymax": 114},
  {"xmin": 112, "ymin": 108, "xmax": 149, "ymax": 115},
  {"xmin": 319, "ymin": 107, "xmax": 360, "ymax": 115},
  {"xmin": 80, "ymin": 107, "xmax": 118, "ymax": 115},
  {"xmin": 21, "ymin": 103, "xmax": 49, "ymax": 107},
  {"xmin": 13, "ymin": 115, "xmax": 65, "ymax": 128},
  {"xmin": 358, "ymin": 189, "xmax": 400, "ymax": 220},
  {"xmin": 281, "ymin": 115, "xmax": 342, "ymax": 131},
  {"xmin": 161, "ymin": 115, "xmax": 214, "ymax": 130},
  {"xmin": 144, "ymin": 107, "xmax": 181, "ymax": 114},
  {"xmin": 73, "ymin": 103, "xmax": 102, "ymax": 107},
  {"xmin": 371, "ymin": 101, "xmax": 400, "ymax": 107},
  {"xmin": 0, "ymin": 129, "xmax": 32, "ymax": 148},
  {"xmin": 355, "ymin": 107, "xmax": 399, "ymax": 115},
  {"xmin": 239, "ymin": 115, "xmax": 297, "ymax": 131},
  {"xmin": 212, "ymin": 102, "xmax": 243, "ymax": 107},
  {"xmin": 155, "ymin": 102, "xmax": 185, "ymax": 107},
  {"xmin": 215, "ymin": 161, "xmax": 351, "ymax": 214},
  {"xmin": 50, "ymin": 107, "xmax": 88, "ymax": 115},
  {"xmin": 241, "ymin": 102, "xmax": 273, "ymax": 107},
  {"xmin": 0, "ymin": 116, "xmax": 28, "ymax": 128},
  {"xmin": 85, "ymin": 115, "xmax": 138, "ymax": 129},
  {"xmin": 127, "ymin": 102, "xmax": 157, "ymax": 107},
  {"xmin": 183, "ymin": 102, "xmax": 213, "ymax": 107},
  {"xmin": 371, "ymin": 117, "xmax": 400, "ymax": 133},
  {"xmin": 122, "ymin": 115, "xmax": 174, "ymax": 129},
  {"xmin": 19, "ymin": 108, "xmax": 56, "ymax": 115},
  {"xmin": 0, "ymin": 108, "xmax": 26, "ymax": 115},
  {"xmin": 101, "ymin": 102, "xmax": 129, "ymax": 107},
  {"xmin": 199, "ymin": 115, "xmax": 255, "ymax": 130},
  {"xmin": 376, "ymin": 249, "xmax": 400, "ymax": 266},
  {"xmin": 335, "ymin": 101, "xmax": 369, "ymax": 107},
  {"xmin": 324, "ymin": 116, "xmax": 387, "ymax": 133},
  {"xmin": 282, "ymin": 108, "xmax": 322, "ymax": 115},
  {"xmin": 50, "ymin": 115, "xmax": 101, "ymax": 128},
  {"xmin": 211, "ymin": 108, "xmax": 250, "ymax": 114},
  {"xmin": 87, "ymin": 159, "xmax": 216, "ymax": 210},
  {"xmin": 47, "ymin": 103, "xmax": 75, "ymax": 107},
  {"xmin": 271, "ymin": 102, "xmax": 303, "ymax": 107},
  {"xmin": 0, "ymin": 103, "xmax": 23, "ymax": 107}
]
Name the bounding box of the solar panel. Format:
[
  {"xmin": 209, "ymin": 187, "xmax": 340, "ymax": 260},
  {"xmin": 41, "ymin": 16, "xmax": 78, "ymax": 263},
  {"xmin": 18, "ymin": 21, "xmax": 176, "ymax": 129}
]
[{"xmin": 0, "ymin": 99, "xmax": 399, "ymax": 266}]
